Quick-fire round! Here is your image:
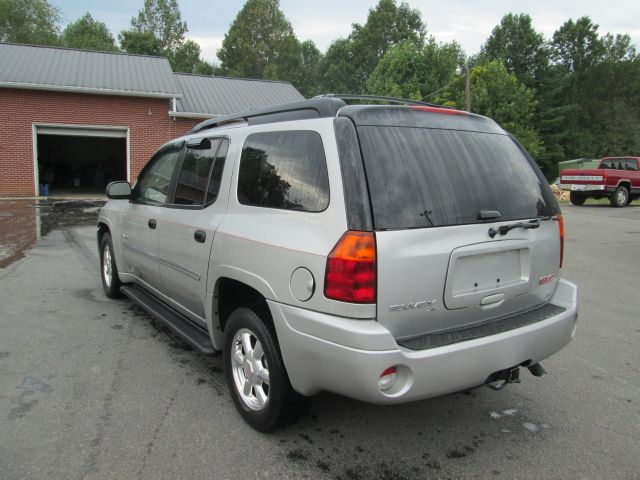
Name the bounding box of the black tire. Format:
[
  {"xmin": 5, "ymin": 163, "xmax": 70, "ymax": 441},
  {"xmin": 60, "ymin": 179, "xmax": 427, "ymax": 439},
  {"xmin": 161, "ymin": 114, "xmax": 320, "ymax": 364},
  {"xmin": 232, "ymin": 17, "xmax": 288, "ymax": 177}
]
[
  {"xmin": 100, "ymin": 232, "xmax": 123, "ymax": 298},
  {"xmin": 569, "ymin": 192, "xmax": 586, "ymax": 206},
  {"xmin": 224, "ymin": 306, "xmax": 307, "ymax": 432},
  {"xmin": 610, "ymin": 185, "xmax": 629, "ymax": 208}
]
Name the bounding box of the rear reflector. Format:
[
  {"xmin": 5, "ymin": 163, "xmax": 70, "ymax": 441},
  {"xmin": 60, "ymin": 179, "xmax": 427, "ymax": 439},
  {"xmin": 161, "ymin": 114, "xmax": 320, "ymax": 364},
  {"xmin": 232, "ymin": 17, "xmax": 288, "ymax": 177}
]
[
  {"xmin": 378, "ymin": 366, "xmax": 397, "ymax": 392},
  {"xmin": 410, "ymin": 105, "xmax": 468, "ymax": 115},
  {"xmin": 557, "ymin": 214, "xmax": 565, "ymax": 268},
  {"xmin": 324, "ymin": 231, "xmax": 376, "ymax": 303}
]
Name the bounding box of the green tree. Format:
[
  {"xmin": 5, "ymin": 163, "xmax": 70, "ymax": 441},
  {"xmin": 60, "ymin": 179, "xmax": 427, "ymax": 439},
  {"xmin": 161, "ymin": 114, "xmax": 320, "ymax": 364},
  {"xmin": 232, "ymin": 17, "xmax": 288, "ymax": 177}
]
[
  {"xmin": 0, "ymin": 0, "xmax": 60, "ymax": 44},
  {"xmin": 366, "ymin": 38, "xmax": 463, "ymax": 101},
  {"xmin": 446, "ymin": 61, "xmax": 544, "ymax": 161},
  {"xmin": 60, "ymin": 13, "xmax": 118, "ymax": 51},
  {"xmin": 119, "ymin": 30, "xmax": 163, "ymax": 56},
  {"xmin": 217, "ymin": 0, "xmax": 301, "ymax": 83},
  {"xmin": 130, "ymin": 0, "xmax": 186, "ymax": 51},
  {"xmin": 319, "ymin": 39, "xmax": 359, "ymax": 93},
  {"xmin": 350, "ymin": 0, "xmax": 425, "ymax": 85},
  {"xmin": 551, "ymin": 16, "xmax": 605, "ymax": 74},
  {"xmin": 545, "ymin": 17, "xmax": 640, "ymax": 163},
  {"xmin": 320, "ymin": 0, "xmax": 426, "ymax": 93},
  {"xmin": 169, "ymin": 39, "xmax": 214, "ymax": 74},
  {"xmin": 478, "ymin": 13, "xmax": 548, "ymax": 88},
  {"xmin": 297, "ymin": 40, "xmax": 323, "ymax": 97}
]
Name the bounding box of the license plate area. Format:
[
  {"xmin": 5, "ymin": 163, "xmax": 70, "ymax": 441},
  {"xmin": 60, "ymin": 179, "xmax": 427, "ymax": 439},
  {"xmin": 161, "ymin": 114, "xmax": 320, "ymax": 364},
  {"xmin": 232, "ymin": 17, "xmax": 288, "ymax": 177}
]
[
  {"xmin": 571, "ymin": 184, "xmax": 586, "ymax": 191},
  {"xmin": 444, "ymin": 241, "xmax": 532, "ymax": 310}
]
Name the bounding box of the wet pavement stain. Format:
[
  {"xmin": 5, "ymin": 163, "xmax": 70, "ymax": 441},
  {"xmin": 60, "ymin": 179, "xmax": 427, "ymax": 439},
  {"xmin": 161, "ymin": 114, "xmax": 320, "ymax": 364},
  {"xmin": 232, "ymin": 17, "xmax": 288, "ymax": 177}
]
[
  {"xmin": 0, "ymin": 199, "xmax": 105, "ymax": 268},
  {"xmin": 8, "ymin": 399, "xmax": 38, "ymax": 419},
  {"xmin": 7, "ymin": 377, "xmax": 53, "ymax": 420}
]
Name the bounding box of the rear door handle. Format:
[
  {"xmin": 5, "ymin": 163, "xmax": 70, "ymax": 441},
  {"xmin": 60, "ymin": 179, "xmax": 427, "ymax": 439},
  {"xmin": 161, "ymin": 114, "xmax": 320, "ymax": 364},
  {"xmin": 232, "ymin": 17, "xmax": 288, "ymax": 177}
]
[
  {"xmin": 148, "ymin": 219, "xmax": 157, "ymax": 229},
  {"xmin": 194, "ymin": 230, "xmax": 206, "ymax": 243}
]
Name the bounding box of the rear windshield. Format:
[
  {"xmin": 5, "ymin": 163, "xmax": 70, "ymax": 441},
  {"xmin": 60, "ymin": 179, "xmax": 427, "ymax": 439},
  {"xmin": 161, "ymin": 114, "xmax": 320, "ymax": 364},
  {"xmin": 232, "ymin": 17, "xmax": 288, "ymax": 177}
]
[{"xmin": 357, "ymin": 126, "xmax": 556, "ymax": 230}]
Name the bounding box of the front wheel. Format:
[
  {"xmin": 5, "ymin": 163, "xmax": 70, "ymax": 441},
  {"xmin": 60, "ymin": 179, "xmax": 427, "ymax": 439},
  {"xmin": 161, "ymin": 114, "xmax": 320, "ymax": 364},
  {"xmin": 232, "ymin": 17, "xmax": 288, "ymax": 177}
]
[
  {"xmin": 570, "ymin": 192, "xmax": 586, "ymax": 206},
  {"xmin": 100, "ymin": 232, "xmax": 123, "ymax": 298},
  {"xmin": 224, "ymin": 306, "xmax": 307, "ymax": 432},
  {"xmin": 610, "ymin": 185, "xmax": 629, "ymax": 208}
]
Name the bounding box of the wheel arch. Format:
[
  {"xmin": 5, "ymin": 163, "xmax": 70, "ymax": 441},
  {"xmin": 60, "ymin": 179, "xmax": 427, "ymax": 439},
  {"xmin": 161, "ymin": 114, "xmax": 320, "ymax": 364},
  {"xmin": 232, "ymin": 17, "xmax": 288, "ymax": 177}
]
[
  {"xmin": 97, "ymin": 221, "xmax": 110, "ymax": 248},
  {"xmin": 209, "ymin": 274, "xmax": 276, "ymax": 350}
]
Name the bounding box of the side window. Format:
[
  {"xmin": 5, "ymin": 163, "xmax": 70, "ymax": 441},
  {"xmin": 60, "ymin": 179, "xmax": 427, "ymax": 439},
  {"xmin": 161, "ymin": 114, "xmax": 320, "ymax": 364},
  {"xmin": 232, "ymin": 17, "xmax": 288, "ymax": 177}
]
[
  {"xmin": 625, "ymin": 159, "xmax": 638, "ymax": 171},
  {"xmin": 173, "ymin": 139, "xmax": 221, "ymax": 206},
  {"xmin": 601, "ymin": 160, "xmax": 611, "ymax": 169},
  {"xmin": 134, "ymin": 148, "xmax": 181, "ymax": 204},
  {"xmin": 237, "ymin": 131, "xmax": 329, "ymax": 212},
  {"xmin": 206, "ymin": 140, "xmax": 228, "ymax": 205}
]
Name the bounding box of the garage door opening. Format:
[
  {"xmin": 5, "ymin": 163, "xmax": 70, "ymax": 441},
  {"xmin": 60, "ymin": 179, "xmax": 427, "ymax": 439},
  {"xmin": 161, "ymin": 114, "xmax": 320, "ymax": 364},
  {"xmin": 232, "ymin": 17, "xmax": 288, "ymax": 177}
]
[{"xmin": 36, "ymin": 127, "xmax": 128, "ymax": 196}]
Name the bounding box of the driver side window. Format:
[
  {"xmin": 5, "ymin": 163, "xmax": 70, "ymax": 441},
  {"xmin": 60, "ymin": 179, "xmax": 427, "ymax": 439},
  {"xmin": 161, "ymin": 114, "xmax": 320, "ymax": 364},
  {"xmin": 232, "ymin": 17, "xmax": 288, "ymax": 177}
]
[{"xmin": 134, "ymin": 148, "xmax": 181, "ymax": 204}]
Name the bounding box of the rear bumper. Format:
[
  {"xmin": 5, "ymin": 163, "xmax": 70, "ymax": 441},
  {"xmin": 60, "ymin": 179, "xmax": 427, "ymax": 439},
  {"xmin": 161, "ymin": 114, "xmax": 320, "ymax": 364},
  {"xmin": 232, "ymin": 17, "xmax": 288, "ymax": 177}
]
[
  {"xmin": 269, "ymin": 279, "xmax": 578, "ymax": 404},
  {"xmin": 559, "ymin": 183, "xmax": 606, "ymax": 192}
]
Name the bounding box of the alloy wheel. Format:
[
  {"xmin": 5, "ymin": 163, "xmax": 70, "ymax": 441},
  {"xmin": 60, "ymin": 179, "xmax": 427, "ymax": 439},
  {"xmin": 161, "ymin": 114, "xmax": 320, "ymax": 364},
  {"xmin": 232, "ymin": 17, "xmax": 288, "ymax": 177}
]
[{"xmin": 231, "ymin": 328, "xmax": 270, "ymax": 411}]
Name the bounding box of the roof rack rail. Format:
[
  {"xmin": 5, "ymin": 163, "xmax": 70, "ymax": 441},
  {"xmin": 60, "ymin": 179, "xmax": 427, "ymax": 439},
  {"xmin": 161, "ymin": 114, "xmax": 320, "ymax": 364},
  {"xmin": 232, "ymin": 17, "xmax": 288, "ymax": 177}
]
[
  {"xmin": 189, "ymin": 93, "xmax": 451, "ymax": 134},
  {"xmin": 314, "ymin": 93, "xmax": 442, "ymax": 108},
  {"xmin": 189, "ymin": 97, "xmax": 347, "ymax": 134}
]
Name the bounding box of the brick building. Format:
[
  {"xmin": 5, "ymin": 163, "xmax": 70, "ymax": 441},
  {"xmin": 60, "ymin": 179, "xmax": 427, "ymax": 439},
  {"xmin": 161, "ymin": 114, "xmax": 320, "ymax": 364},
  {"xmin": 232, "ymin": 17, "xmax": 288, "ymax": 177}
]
[{"xmin": 0, "ymin": 43, "xmax": 303, "ymax": 197}]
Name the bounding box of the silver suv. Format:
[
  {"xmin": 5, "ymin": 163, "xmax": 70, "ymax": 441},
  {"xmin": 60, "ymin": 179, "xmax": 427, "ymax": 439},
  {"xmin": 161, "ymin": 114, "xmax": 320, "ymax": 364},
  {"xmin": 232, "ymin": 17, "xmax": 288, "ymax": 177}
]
[{"xmin": 98, "ymin": 95, "xmax": 578, "ymax": 431}]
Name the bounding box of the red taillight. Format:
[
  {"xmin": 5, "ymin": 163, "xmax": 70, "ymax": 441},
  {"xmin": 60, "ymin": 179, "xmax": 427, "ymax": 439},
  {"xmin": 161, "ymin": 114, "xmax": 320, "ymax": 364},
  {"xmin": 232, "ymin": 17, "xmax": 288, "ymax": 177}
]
[
  {"xmin": 324, "ymin": 231, "xmax": 376, "ymax": 303},
  {"xmin": 557, "ymin": 214, "xmax": 565, "ymax": 268},
  {"xmin": 410, "ymin": 105, "xmax": 468, "ymax": 115}
]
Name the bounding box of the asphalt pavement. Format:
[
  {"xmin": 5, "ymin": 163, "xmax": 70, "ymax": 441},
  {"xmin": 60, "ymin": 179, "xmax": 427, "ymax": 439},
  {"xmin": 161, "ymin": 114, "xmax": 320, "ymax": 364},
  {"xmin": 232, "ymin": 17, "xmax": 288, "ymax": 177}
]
[{"xmin": 0, "ymin": 200, "xmax": 638, "ymax": 480}]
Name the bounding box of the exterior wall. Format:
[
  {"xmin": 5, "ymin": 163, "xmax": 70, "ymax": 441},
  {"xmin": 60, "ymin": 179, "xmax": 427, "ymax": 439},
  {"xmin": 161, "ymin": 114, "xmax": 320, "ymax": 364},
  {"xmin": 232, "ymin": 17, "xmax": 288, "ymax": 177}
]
[{"xmin": 0, "ymin": 88, "xmax": 199, "ymax": 196}]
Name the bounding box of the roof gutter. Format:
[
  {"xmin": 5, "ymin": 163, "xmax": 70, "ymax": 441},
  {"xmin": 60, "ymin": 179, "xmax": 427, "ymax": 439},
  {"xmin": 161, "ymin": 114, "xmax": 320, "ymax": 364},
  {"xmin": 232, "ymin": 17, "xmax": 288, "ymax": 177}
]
[
  {"xmin": 0, "ymin": 81, "xmax": 180, "ymax": 99},
  {"xmin": 168, "ymin": 111, "xmax": 221, "ymax": 119}
]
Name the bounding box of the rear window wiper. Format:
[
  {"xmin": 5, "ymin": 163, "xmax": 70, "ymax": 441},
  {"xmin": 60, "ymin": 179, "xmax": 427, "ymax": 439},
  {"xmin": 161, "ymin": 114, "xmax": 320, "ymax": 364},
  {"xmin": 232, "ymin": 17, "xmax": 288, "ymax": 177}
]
[{"xmin": 488, "ymin": 219, "xmax": 540, "ymax": 238}]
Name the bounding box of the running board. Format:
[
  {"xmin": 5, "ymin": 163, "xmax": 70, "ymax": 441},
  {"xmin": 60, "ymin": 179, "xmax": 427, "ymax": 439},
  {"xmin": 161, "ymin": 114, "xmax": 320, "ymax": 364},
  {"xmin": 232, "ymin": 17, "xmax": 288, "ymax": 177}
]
[{"xmin": 120, "ymin": 285, "xmax": 216, "ymax": 355}]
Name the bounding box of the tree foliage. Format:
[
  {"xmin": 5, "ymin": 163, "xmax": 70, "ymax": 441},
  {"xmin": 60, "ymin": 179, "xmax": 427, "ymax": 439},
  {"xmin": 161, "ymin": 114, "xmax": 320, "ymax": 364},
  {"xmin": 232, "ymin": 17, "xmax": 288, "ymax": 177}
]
[
  {"xmin": 478, "ymin": 13, "xmax": 548, "ymax": 88},
  {"xmin": 61, "ymin": 13, "xmax": 118, "ymax": 51},
  {"xmin": 120, "ymin": 0, "xmax": 211, "ymax": 74},
  {"xmin": 130, "ymin": 0, "xmax": 186, "ymax": 51},
  {"xmin": 0, "ymin": 0, "xmax": 60, "ymax": 45},
  {"xmin": 217, "ymin": 0, "xmax": 301, "ymax": 82},
  {"xmin": 320, "ymin": 0, "xmax": 425, "ymax": 93},
  {"xmin": 119, "ymin": 30, "xmax": 163, "ymax": 56},
  {"xmin": 551, "ymin": 16, "xmax": 604, "ymax": 74},
  {"xmin": 298, "ymin": 40, "xmax": 323, "ymax": 97},
  {"xmin": 446, "ymin": 61, "xmax": 543, "ymax": 159},
  {"xmin": 366, "ymin": 39, "xmax": 463, "ymax": 101},
  {"xmin": 169, "ymin": 39, "xmax": 214, "ymax": 74}
]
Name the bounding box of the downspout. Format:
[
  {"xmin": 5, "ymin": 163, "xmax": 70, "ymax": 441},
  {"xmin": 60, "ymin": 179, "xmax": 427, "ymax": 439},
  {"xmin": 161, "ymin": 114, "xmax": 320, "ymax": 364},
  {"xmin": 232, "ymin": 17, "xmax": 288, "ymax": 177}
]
[{"xmin": 170, "ymin": 97, "xmax": 177, "ymax": 121}]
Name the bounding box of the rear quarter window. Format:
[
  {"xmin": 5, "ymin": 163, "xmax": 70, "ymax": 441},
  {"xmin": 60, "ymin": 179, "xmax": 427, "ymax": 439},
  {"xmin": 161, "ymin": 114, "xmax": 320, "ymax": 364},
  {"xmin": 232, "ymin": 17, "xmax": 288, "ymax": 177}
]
[{"xmin": 237, "ymin": 131, "xmax": 329, "ymax": 212}]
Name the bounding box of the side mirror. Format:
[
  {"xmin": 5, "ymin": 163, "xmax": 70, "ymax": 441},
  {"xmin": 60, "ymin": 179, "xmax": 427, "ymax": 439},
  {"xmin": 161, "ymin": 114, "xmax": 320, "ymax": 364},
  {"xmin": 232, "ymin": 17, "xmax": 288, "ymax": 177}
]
[{"xmin": 106, "ymin": 181, "xmax": 132, "ymax": 199}]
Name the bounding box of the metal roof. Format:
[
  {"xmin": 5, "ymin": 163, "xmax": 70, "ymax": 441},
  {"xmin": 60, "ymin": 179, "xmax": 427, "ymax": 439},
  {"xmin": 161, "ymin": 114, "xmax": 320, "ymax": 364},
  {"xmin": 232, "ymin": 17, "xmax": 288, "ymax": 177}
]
[
  {"xmin": 0, "ymin": 43, "xmax": 180, "ymax": 98},
  {"xmin": 173, "ymin": 73, "xmax": 304, "ymax": 118}
]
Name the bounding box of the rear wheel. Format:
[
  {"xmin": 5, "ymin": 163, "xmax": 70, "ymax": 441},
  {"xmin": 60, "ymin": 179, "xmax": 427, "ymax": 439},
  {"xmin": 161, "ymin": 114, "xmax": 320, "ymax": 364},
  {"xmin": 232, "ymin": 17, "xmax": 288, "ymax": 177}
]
[
  {"xmin": 224, "ymin": 306, "xmax": 307, "ymax": 432},
  {"xmin": 610, "ymin": 185, "xmax": 629, "ymax": 208},
  {"xmin": 569, "ymin": 192, "xmax": 586, "ymax": 206},
  {"xmin": 100, "ymin": 232, "xmax": 123, "ymax": 298}
]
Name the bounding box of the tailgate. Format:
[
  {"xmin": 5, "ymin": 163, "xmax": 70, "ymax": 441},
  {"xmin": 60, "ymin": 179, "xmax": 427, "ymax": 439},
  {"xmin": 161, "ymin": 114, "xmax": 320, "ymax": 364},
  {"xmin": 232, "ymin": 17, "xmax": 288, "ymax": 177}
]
[
  {"xmin": 560, "ymin": 169, "xmax": 604, "ymax": 186},
  {"xmin": 351, "ymin": 111, "xmax": 561, "ymax": 340},
  {"xmin": 376, "ymin": 221, "xmax": 560, "ymax": 339}
]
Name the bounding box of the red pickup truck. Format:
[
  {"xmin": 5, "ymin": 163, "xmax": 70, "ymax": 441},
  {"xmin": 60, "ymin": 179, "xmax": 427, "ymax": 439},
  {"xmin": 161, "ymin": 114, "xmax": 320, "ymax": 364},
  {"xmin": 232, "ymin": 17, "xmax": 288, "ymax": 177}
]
[{"xmin": 560, "ymin": 157, "xmax": 640, "ymax": 207}]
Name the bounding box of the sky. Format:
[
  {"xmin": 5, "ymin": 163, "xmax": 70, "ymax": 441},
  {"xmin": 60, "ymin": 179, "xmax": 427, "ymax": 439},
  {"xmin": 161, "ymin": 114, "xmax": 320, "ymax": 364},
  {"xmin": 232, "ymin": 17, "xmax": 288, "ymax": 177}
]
[{"xmin": 49, "ymin": 0, "xmax": 640, "ymax": 63}]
